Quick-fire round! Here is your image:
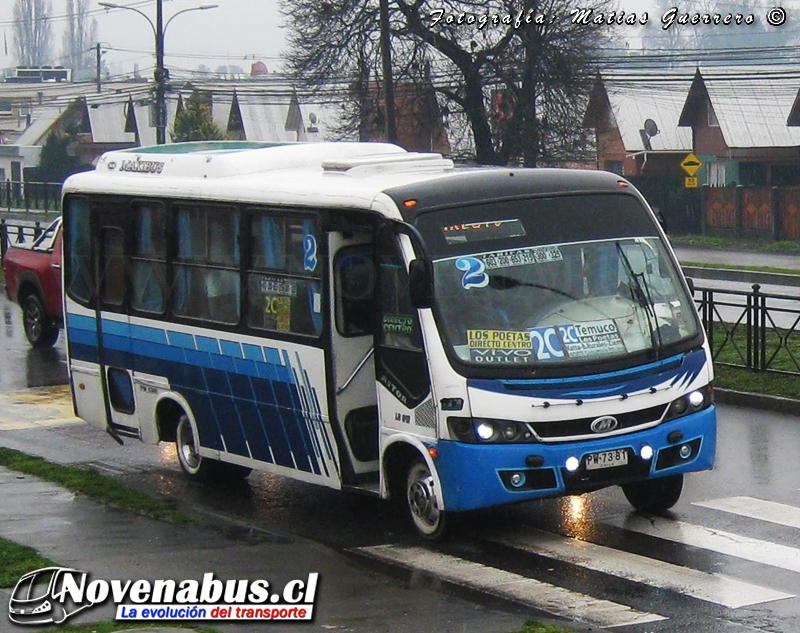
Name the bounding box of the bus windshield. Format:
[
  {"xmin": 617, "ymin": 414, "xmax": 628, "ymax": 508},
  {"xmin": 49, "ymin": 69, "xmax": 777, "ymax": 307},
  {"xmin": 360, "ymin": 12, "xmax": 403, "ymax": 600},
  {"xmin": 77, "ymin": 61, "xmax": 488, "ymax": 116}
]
[{"xmin": 415, "ymin": 193, "xmax": 700, "ymax": 370}]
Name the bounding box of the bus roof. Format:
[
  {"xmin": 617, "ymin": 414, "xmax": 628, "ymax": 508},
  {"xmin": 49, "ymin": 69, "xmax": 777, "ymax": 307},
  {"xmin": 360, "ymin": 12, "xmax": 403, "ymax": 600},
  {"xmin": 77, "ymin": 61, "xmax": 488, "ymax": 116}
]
[{"xmin": 63, "ymin": 142, "xmax": 639, "ymax": 219}]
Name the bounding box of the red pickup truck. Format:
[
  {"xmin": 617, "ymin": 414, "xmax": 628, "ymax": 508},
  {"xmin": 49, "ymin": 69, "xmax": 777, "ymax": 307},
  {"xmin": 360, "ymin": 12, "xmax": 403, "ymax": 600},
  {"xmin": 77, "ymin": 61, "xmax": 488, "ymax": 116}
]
[{"xmin": 2, "ymin": 217, "xmax": 63, "ymax": 347}]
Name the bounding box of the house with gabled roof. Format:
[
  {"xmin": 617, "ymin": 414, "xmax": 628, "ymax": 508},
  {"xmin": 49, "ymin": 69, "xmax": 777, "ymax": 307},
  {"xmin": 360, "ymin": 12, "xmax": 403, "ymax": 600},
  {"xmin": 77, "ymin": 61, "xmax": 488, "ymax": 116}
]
[
  {"xmin": 583, "ymin": 71, "xmax": 693, "ymax": 178},
  {"xmin": 0, "ymin": 76, "xmax": 340, "ymax": 181},
  {"xmin": 678, "ymin": 66, "xmax": 800, "ymax": 187}
]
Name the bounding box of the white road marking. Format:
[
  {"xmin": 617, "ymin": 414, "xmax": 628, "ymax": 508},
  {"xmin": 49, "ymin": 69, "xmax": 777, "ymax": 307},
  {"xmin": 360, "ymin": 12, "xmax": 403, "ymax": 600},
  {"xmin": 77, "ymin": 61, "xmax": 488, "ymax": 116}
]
[
  {"xmin": 354, "ymin": 544, "xmax": 666, "ymax": 629},
  {"xmin": 610, "ymin": 514, "xmax": 800, "ymax": 574},
  {"xmin": 694, "ymin": 496, "xmax": 800, "ymax": 530},
  {"xmin": 491, "ymin": 526, "xmax": 793, "ymax": 608}
]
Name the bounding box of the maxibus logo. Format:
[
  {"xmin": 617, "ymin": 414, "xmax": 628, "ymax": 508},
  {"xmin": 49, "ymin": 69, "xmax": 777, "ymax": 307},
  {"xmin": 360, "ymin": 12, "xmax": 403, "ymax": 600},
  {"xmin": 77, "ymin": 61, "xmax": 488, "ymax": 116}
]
[{"xmin": 8, "ymin": 567, "xmax": 319, "ymax": 625}]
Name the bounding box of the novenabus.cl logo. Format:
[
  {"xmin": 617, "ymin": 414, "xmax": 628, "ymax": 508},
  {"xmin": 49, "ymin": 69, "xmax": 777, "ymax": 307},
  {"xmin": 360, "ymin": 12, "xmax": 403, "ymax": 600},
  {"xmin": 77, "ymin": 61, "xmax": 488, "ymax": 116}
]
[
  {"xmin": 9, "ymin": 567, "xmax": 95, "ymax": 625},
  {"xmin": 9, "ymin": 568, "xmax": 319, "ymax": 625}
]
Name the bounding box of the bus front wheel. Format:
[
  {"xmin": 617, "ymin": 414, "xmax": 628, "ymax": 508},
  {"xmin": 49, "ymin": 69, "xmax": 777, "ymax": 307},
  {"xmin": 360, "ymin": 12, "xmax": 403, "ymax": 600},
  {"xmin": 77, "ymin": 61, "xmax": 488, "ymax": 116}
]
[
  {"xmin": 622, "ymin": 474, "xmax": 683, "ymax": 514},
  {"xmin": 406, "ymin": 458, "xmax": 448, "ymax": 540}
]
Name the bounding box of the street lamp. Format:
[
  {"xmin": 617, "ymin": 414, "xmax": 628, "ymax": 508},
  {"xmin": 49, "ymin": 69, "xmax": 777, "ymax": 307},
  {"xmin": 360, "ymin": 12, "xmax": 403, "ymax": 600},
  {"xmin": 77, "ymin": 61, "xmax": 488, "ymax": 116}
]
[{"xmin": 98, "ymin": 0, "xmax": 218, "ymax": 144}]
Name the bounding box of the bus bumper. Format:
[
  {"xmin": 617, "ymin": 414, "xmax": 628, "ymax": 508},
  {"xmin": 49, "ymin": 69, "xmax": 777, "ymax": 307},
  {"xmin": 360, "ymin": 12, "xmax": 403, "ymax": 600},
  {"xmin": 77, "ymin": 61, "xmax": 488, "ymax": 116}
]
[{"xmin": 433, "ymin": 405, "xmax": 716, "ymax": 512}]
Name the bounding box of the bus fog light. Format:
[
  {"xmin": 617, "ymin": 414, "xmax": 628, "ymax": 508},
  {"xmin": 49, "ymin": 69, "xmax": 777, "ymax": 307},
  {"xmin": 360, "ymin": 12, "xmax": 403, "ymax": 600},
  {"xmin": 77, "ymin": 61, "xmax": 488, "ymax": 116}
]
[
  {"xmin": 688, "ymin": 390, "xmax": 705, "ymax": 408},
  {"xmin": 639, "ymin": 444, "xmax": 654, "ymax": 460},
  {"xmin": 565, "ymin": 456, "xmax": 580, "ymax": 472},
  {"xmin": 476, "ymin": 421, "xmax": 495, "ymax": 441},
  {"xmin": 679, "ymin": 444, "xmax": 692, "ymax": 459},
  {"xmin": 502, "ymin": 423, "xmax": 519, "ymax": 441},
  {"xmin": 510, "ymin": 472, "xmax": 525, "ymax": 487}
]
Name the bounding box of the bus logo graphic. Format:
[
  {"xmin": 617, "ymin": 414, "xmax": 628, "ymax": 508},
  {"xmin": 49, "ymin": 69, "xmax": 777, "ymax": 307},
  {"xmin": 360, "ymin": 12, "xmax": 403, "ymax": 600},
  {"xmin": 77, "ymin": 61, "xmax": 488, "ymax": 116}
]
[
  {"xmin": 590, "ymin": 416, "xmax": 619, "ymax": 433},
  {"xmin": 8, "ymin": 567, "xmax": 94, "ymax": 625}
]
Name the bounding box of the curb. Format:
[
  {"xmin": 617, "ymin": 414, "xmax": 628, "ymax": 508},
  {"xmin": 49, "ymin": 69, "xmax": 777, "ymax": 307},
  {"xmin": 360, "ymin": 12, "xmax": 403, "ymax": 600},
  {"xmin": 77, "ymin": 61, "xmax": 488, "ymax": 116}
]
[
  {"xmin": 681, "ymin": 265, "xmax": 800, "ymax": 289},
  {"xmin": 715, "ymin": 388, "xmax": 800, "ymax": 416}
]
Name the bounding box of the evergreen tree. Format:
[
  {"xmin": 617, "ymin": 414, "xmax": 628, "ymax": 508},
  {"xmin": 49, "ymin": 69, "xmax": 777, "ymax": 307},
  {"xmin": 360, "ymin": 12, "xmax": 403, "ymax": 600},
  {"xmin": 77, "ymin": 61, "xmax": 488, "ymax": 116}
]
[{"xmin": 171, "ymin": 98, "xmax": 227, "ymax": 142}]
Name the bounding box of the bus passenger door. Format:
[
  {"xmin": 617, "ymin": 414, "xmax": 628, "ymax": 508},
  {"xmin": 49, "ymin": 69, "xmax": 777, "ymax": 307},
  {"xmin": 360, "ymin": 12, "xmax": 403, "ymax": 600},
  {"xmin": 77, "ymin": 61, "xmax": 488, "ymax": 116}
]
[
  {"xmin": 374, "ymin": 228, "xmax": 433, "ymax": 440},
  {"xmin": 329, "ymin": 231, "xmax": 380, "ymax": 485}
]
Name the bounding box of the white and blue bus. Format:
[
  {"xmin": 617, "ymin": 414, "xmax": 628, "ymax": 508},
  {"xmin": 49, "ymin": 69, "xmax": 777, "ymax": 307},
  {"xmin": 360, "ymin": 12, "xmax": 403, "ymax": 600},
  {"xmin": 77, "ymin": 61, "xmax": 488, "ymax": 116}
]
[{"xmin": 62, "ymin": 141, "xmax": 716, "ymax": 538}]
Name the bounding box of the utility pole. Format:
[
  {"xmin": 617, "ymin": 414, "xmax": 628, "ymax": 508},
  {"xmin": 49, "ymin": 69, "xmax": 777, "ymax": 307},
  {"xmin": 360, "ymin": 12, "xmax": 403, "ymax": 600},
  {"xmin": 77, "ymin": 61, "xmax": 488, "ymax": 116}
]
[
  {"xmin": 379, "ymin": 0, "xmax": 397, "ymax": 144},
  {"xmin": 95, "ymin": 43, "xmax": 102, "ymax": 93},
  {"xmin": 99, "ymin": 0, "xmax": 216, "ymax": 144},
  {"xmin": 154, "ymin": 0, "xmax": 166, "ymax": 144}
]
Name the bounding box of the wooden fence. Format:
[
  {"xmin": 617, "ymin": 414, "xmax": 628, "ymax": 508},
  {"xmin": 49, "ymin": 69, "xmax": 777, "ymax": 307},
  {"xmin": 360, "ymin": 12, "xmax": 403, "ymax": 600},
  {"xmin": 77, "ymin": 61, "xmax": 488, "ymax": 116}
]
[{"xmin": 704, "ymin": 185, "xmax": 800, "ymax": 240}]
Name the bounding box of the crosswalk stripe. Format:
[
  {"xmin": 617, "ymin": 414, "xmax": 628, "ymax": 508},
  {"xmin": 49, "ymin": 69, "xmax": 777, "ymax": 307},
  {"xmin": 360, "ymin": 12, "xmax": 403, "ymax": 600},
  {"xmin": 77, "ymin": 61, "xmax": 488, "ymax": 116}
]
[
  {"xmin": 694, "ymin": 496, "xmax": 800, "ymax": 530},
  {"xmin": 490, "ymin": 526, "xmax": 793, "ymax": 608},
  {"xmin": 608, "ymin": 514, "xmax": 800, "ymax": 574},
  {"xmin": 354, "ymin": 544, "xmax": 666, "ymax": 629}
]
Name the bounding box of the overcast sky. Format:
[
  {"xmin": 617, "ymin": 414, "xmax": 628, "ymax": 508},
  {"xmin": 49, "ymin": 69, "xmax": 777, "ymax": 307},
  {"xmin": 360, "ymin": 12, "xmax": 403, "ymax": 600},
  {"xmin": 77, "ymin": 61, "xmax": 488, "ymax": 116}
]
[
  {"xmin": 0, "ymin": 0, "xmax": 288, "ymax": 78},
  {"xmin": 1, "ymin": 1, "xmax": 798, "ymax": 80}
]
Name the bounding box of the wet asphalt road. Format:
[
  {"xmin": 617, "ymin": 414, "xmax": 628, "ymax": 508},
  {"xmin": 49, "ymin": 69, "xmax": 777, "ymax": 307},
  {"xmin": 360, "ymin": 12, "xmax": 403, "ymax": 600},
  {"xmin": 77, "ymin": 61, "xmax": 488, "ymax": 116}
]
[{"xmin": 4, "ymin": 293, "xmax": 800, "ymax": 631}]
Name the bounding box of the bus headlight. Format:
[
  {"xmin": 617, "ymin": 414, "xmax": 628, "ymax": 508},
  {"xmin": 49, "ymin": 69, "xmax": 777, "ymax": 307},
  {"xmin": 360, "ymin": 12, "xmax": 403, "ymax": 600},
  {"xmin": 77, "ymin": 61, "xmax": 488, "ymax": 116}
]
[
  {"xmin": 475, "ymin": 421, "xmax": 496, "ymax": 441},
  {"xmin": 447, "ymin": 417, "xmax": 536, "ymax": 443},
  {"xmin": 665, "ymin": 384, "xmax": 713, "ymax": 421}
]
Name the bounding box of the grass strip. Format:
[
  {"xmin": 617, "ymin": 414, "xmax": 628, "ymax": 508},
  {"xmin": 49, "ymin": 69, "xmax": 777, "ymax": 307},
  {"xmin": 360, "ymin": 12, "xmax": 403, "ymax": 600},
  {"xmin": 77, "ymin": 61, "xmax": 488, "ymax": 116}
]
[
  {"xmin": 670, "ymin": 234, "xmax": 800, "ymax": 254},
  {"xmin": 0, "ymin": 537, "xmax": 57, "ymax": 588},
  {"xmin": 707, "ymin": 321, "xmax": 800, "ymax": 399},
  {"xmin": 0, "ymin": 446, "xmax": 193, "ymax": 525},
  {"xmin": 683, "ymin": 260, "xmax": 800, "ymax": 276}
]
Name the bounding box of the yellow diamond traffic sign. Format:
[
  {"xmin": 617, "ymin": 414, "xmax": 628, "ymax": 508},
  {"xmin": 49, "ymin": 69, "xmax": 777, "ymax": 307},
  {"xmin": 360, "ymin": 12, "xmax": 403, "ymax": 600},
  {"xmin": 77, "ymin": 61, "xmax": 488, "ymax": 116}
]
[{"xmin": 681, "ymin": 153, "xmax": 703, "ymax": 177}]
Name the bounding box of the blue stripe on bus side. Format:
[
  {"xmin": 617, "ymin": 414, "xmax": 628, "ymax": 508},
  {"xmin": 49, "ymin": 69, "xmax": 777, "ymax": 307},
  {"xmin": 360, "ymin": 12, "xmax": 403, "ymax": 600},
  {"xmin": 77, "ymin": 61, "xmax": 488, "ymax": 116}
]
[{"xmin": 66, "ymin": 316, "xmax": 326, "ymax": 475}]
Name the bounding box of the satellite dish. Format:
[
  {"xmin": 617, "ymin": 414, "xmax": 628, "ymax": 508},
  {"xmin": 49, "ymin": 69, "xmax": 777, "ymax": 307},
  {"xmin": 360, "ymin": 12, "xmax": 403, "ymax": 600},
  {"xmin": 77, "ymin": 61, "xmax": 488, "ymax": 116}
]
[
  {"xmin": 644, "ymin": 119, "xmax": 659, "ymax": 137},
  {"xmin": 309, "ymin": 113, "xmax": 318, "ymax": 124}
]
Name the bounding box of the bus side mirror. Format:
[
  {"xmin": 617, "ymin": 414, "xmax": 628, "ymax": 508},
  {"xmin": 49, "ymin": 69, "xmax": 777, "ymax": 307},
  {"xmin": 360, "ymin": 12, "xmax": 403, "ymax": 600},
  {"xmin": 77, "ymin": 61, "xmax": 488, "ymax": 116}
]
[
  {"xmin": 408, "ymin": 259, "xmax": 433, "ymax": 309},
  {"xmin": 685, "ymin": 277, "xmax": 695, "ymax": 294}
]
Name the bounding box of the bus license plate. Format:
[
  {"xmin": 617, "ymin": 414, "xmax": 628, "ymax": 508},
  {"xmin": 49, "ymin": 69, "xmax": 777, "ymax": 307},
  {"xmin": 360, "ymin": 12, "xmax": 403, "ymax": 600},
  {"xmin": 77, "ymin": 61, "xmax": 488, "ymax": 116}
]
[{"xmin": 585, "ymin": 449, "xmax": 628, "ymax": 470}]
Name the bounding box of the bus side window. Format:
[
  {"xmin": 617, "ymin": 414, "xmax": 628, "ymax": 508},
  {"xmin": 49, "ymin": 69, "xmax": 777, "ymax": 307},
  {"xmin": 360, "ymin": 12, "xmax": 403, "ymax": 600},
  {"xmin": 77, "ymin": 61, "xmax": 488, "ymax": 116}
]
[
  {"xmin": 64, "ymin": 197, "xmax": 94, "ymax": 304},
  {"xmin": 101, "ymin": 227, "xmax": 125, "ymax": 306},
  {"xmin": 375, "ymin": 229, "xmax": 430, "ymax": 407},
  {"xmin": 246, "ymin": 211, "xmax": 322, "ymax": 337},
  {"xmin": 131, "ymin": 203, "xmax": 167, "ymax": 313},
  {"xmin": 173, "ymin": 205, "xmax": 241, "ymax": 325},
  {"xmin": 335, "ymin": 246, "xmax": 376, "ymax": 336}
]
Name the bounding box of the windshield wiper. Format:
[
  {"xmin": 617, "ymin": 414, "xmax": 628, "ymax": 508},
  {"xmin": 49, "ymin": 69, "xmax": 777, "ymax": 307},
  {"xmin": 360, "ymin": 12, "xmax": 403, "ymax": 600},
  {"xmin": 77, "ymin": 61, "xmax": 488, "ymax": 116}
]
[
  {"xmin": 616, "ymin": 242, "xmax": 663, "ymax": 358},
  {"xmin": 488, "ymin": 274, "xmax": 578, "ymax": 301}
]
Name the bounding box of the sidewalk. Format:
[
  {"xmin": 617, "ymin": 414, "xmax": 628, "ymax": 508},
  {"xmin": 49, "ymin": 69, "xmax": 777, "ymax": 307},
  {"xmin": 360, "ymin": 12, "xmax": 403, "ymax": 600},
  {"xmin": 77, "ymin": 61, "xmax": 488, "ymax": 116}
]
[
  {"xmin": 673, "ymin": 243, "xmax": 800, "ymax": 272},
  {"xmin": 674, "ymin": 243, "xmax": 800, "ymax": 288}
]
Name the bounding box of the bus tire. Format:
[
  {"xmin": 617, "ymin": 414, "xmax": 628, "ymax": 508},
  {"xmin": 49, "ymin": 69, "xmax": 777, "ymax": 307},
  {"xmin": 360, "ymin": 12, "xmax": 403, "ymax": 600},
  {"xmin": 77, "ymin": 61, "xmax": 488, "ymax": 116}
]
[
  {"xmin": 406, "ymin": 457, "xmax": 448, "ymax": 540},
  {"xmin": 176, "ymin": 414, "xmax": 216, "ymax": 481},
  {"xmin": 23, "ymin": 294, "xmax": 58, "ymax": 347},
  {"xmin": 622, "ymin": 474, "xmax": 683, "ymax": 513}
]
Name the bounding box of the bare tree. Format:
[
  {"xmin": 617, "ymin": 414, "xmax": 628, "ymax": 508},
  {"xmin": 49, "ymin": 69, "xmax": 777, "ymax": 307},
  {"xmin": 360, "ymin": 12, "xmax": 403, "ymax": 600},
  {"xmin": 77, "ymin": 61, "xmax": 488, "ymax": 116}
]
[
  {"xmin": 12, "ymin": 0, "xmax": 53, "ymax": 67},
  {"xmin": 284, "ymin": 0, "xmax": 614, "ymax": 165},
  {"xmin": 62, "ymin": 0, "xmax": 98, "ymax": 81}
]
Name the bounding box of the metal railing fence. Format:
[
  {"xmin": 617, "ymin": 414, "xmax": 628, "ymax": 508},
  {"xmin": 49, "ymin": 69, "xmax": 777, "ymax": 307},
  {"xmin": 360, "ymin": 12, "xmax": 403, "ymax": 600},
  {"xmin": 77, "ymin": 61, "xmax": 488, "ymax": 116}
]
[
  {"xmin": 695, "ymin": 283, "xmax": 800, "ymax": 376},
  {"xmin": 0, "ymin": 180, "xmax": 62, "ymax": 215}
]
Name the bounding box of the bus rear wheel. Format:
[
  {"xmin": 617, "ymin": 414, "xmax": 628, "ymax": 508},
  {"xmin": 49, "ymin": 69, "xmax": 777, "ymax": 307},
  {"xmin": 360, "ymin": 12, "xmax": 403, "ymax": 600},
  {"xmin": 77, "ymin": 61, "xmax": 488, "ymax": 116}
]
[
  {"xmin": 176, "ymin": 414, "xmax": 216, "ymax": 481},
  {"xmin": 622, "ymin": 474, "xmax": 683, "ymax": 514},
  {"xmin": 175, "ymin": 415, "xmax": 252, "ymax": 482},
  {"xmin": 406, "ymin": 458, "xmax": 448, "ymax": 540}
]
